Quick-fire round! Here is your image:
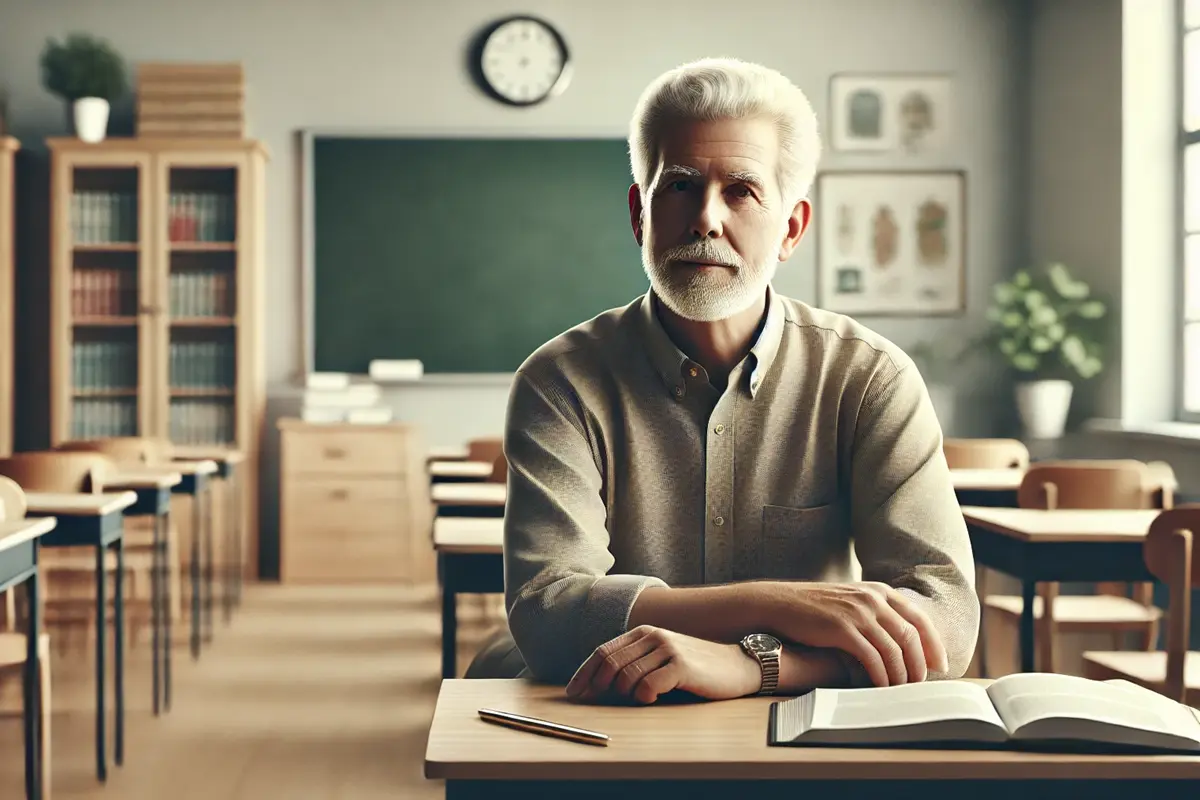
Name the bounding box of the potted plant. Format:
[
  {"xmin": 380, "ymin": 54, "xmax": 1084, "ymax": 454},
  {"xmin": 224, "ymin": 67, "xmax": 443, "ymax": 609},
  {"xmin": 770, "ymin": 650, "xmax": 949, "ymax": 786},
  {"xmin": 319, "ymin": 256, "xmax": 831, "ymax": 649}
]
[
  {"xmin": 983, "ymin": 262, "xmax": 1107, "ymax": 438},
  {"xmin": 40, "ymin": 34, "xmax": 128, "ymax": 143}
]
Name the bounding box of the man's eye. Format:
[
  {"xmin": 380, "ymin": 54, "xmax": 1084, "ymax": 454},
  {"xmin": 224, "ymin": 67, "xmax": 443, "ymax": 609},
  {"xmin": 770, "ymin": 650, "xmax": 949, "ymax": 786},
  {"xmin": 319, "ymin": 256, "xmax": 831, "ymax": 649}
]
[
  {"xmin": 729, "ymin": 185, "xmax": 752, "ymax": 198},
  {"xmin": 669, "ymin": 179, "xmax": 690, "ymax": 192}
]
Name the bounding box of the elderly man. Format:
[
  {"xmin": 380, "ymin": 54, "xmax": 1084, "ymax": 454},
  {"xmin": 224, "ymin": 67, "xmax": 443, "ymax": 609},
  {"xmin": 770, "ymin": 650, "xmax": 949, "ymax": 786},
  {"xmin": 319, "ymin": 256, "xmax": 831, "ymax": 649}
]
[{"xmin": 476, "ymin": 57, "xmax": 977, "ymax": 703}]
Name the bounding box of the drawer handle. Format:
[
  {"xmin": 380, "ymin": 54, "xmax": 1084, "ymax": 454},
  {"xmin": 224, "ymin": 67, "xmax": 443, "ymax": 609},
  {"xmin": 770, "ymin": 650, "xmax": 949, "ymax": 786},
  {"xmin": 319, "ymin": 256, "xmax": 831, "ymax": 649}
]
[
  {"xmin": 324, "ymin": 447, "xmax": 346, "ymax": 459},
  {"xmin": 329, "ymin": 489, "xmax": 349, "ymax": 501}
]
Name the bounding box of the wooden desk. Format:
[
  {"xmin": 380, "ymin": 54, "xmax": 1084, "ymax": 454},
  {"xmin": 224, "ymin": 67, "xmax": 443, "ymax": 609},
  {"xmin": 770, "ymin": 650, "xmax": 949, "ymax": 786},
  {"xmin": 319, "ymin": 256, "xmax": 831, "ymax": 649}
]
[
  {"xmin": 432, "ymin": 483, "xmax": 506, "ymax": 518},
  {"xmin": 951, "ymin": 468, "xmax": 1022, "ymax": 507},
  {"xmin": 24, "ymin": 491, "xmax": 136, "ymax": 783},
  {"xmin": 106, "ymin": 470, "xmax": 181, "ymax": 717},
  {"xmin": 963, "ymin": 507, "xmax": 1162, "ymax": 674},
  {"xmin": 433, "ymin": 518, "xmax": 503, "ymax": 679},
  {"xmin": 175, "ymin": 451, "xmax": 245, "ymax": 621},
  {"xmin": 171, "ymin": 460, "xmax": 218, "ymax": 659},
  {"xmin": 428, "ymin": 446, "xmax": 470, "ymax": 463},
  {"xmin": 426, "ymin": 679, "xmax": 1200, "ymax": 799},
  {"xmin": 429, "ymin": 460, "xmax": 494, "ymax": 483},
  {"xmin": 0, "ymin": 516, "xmax": 56, "ymax": 800}
]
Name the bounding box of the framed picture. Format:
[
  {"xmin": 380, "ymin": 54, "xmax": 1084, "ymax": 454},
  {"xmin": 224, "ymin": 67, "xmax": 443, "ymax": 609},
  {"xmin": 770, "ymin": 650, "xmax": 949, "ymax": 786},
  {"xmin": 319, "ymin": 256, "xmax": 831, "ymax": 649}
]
[
  {"xmin": 815, "ymin": 170, "xmax": 966, "ymax": 316},
  {"xmin": 828, "ymin": 73, "xmax": 952, "ymax": 153}
]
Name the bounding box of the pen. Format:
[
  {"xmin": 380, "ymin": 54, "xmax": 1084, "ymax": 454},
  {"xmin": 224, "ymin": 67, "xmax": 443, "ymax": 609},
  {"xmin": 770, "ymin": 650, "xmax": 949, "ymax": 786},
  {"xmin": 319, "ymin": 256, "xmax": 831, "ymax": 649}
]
[{"xmin": 477, "ymin": 708, "xmax": 610, "ymax": 747}]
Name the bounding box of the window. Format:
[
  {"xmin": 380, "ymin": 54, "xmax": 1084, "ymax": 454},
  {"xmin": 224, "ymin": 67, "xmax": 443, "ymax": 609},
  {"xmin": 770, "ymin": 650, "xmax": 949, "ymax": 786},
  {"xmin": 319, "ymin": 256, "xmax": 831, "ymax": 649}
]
[{"xmin": 1183, "ymin": 0, "xmax": 1200, "ymax": 416}]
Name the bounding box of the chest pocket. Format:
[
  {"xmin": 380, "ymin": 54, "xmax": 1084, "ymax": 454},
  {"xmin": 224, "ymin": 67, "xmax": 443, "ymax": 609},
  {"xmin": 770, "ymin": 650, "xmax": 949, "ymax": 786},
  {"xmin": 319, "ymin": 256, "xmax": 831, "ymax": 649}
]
[{"xmin": 760, "ymin": 503, "xmax": 843, "ymax": 579}]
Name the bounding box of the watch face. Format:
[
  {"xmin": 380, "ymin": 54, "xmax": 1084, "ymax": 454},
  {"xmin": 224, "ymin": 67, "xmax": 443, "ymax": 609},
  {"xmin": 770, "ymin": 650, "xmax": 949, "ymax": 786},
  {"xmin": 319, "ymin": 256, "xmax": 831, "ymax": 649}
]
[
  {"xmin": 743, "ymin": 633, "xmax": 781, "ymax": 654},
  {"xmin": 475, "ymin": 16, "xmax": 570, "ymax": 106}
]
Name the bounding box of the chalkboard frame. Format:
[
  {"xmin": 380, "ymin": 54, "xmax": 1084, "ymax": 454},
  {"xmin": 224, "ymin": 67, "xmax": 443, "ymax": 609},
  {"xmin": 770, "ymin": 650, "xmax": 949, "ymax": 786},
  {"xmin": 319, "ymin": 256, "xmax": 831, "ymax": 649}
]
[{"xmin": 298, "ymin": 126, "xmax": 638, "ymax": 383}]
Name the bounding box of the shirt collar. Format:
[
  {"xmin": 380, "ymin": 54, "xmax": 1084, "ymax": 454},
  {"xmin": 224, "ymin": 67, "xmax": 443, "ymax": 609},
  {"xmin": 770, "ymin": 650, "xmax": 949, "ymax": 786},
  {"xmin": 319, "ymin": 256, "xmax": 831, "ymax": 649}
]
[{"xmin": 638, "ymin": 284, "xmax": 786, "ymax": 400}]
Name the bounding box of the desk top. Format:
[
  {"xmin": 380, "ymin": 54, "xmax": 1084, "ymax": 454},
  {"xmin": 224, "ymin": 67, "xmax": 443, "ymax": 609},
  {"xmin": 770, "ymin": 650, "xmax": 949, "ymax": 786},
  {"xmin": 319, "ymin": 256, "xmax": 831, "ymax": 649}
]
[
  {"xmin": 107, "ymin": 469, "xmax": 183, "ymax": 490},
  {"xmin": 425, "ymin": 679, "xmax": 1200, "ymax": 781},
  {"xmin": 432, "ymin": 482, "xmax": 506, "ymax": 506},
  {"xmin": 170, "ymin": 459, "xmax": 219, "ymax": 477},
  {"xmin": 171, "ymin": 447, "xmax": 245, "ymax": 465},
  {"xmin": 428, "ymin": 446, "xmax": 470, "ymax": 462},
  {"xmin": 429, "ymin": 460, "xmax": 493, "ymax": 479},
  {"xmin": 950, "ymin": 468, "xmax": 1023, "ymax": 491},
  {"xmin": 24, "ymin": 491, "xmax": 138, "ymax": 517},
  {"xmin": 434, "ymin": 517, "xmax": 502, "ymax": 553},
  {"xmin": 0, "ymin": 517, "xmax": 58, "ymax": 552},
  {"xmin": 962, "ymin": 507, "xmax": 1162, "ymax": 543}
]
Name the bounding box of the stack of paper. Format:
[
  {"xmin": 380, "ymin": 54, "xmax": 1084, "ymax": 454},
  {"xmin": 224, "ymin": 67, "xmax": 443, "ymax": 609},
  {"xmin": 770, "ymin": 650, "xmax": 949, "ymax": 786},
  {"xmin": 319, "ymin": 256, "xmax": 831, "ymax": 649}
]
[{"xmin": 300, "ymin": 372, "xmax": 393, "ymax": 424}]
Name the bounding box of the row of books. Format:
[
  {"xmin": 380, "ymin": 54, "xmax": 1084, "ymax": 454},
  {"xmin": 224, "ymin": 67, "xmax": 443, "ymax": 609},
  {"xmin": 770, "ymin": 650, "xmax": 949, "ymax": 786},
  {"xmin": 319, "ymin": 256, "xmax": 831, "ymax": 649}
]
[
  {"xmin": 170, "ymin": 270, "xmax": 234, "ymax": 317},
  {"xmin": 168, "ymin": 192, "xmax": 236, "ymax": 242},
  {"xmin": 71, "ymin": 398, "xmax": 138, "ymax": 439},
  {"xmin": 72, "ymin": 268, "xmax": 137, "ymax": 317},
  {"xmin": 73, "ymin": 341, "xmax": 138, "ymax": 390},
  {"xmin": 72, "ymin": 192, "xmax": 138, "ymax": 244},
  {"xmin": 170, "ymin": 399, "xmax": 235, "ymax": 445},
  {"xmin": 170, "ymin": 342, "xmax": 236, "ymax": 388}
]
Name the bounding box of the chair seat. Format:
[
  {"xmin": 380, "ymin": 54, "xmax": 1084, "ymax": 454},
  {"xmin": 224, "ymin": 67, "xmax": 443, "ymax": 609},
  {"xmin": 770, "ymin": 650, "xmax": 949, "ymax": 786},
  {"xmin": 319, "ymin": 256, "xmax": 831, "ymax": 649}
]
[
  {"xmin": 0, "ymin": 632, "xmax": 51, "ymax": 665},
  {"xmin": 984, "ymin": 594, "xmax": 1161, "ymax": 627},
  {"xmin": 1082, "ymin": 650, "xmax": 1200, "ymax": 704}
]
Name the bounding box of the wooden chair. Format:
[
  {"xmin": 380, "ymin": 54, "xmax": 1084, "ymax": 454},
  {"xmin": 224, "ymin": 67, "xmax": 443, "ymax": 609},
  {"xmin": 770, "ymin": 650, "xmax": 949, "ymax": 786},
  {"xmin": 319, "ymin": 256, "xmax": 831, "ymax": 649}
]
[
  {"xmin": 1083, "ymin": 506, "xmax": 1200, "ymax": 705},
  {"xmin": 0, "ymin": 476, "xmax": 52, "ymax": 797},
  {"xmin": 466, "ymin": 437, "xmax": 503, "ymax": 469},
  {"xmin": 943, "ymin": 438, "xmax": 1030, "ymax": 470},
  {"xmin": 983, "ymin": 460, "xmax": 1166, "ymax": 675}
]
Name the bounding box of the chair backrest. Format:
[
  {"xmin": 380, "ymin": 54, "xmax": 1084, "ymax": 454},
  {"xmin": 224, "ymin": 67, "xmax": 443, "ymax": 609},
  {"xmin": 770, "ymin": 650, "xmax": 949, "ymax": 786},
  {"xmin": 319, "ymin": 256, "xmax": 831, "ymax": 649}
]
[
  {"xmin": 467, "ymin": 437, "xmax": 503, "ymax": 467},
  {"xmin": 1141, "ymin": 505, "xmax": 1200, "ymax": 702},
  {"xmin": 1017, "ymin": 460, "xmax": 1153, "ymax": 510},
  {"xmin": 1146, "ymin": 460, "xmax": 1179, "ymax": 509},
  {"xmin": 943, "ymin": 438, "xmax": 1030, "ymax": 470},
  {"xmin": 0, "ymin": 451, "xmax": 114, "ymax": 494},
  {"xmin": 0, "ymin": 476, "xmax": 26, "ymax": 521},
  {"xmin": 487, "ymin": 454, "xmax": 508, "ymax": 484},
  {"xmin": 56, "ymin": 436, "xmax": 171, "ymax": 465}
]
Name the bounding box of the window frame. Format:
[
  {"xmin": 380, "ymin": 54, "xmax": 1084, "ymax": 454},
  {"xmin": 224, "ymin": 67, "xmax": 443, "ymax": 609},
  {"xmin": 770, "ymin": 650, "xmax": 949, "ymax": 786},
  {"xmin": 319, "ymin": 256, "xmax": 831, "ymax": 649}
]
[{"xmin": 1179, "ymin": 0, "xmax": 1200, "ymax": 422}]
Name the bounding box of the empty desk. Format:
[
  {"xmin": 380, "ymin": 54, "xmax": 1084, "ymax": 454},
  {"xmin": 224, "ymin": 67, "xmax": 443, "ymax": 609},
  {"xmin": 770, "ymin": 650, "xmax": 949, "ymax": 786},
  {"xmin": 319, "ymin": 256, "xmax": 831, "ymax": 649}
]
[
  {"xmin": 433, "ymin": 517, "xmax": 503, "ymax": 678},
  {"xmin": 432, "ymin": 483, "xmax": 506, "ymax": 518}
]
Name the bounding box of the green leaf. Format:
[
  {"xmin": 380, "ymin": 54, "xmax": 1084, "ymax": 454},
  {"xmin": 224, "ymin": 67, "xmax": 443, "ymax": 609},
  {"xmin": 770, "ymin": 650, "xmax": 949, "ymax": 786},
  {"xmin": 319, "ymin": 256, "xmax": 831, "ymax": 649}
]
[
  {"xmin": 1047, "ymin": 262, "xmax": 1089, "ymax": 300},
  {"xmin": 1030, "ymin": 305, "xmax": 1058, "ymax": 326},
  {"xmin": 1002, "ymin": 311, "xmax": 1024, "ymax": 329},
  {"xmin": 1030, "ymin": 335, "xmax": 1053, "ymax": 353},
  {"xmin": 1077, "ymin": 300, "xmax": 1106, "ymax": 319},
  {"xmin": 1079, "ymin": 356, "xmax": 1103, "ymax": 378},
  {"xmin": 1061, "ymin": 335, "xmax": 1087, "ymax": 365},
  {"xmin": 1013, "ymin": 270, "xmax": 1031, "ymax": 288},
  {"xmin": 1023, "ymin": 289, "xmax": 1046, "ymax": 309},
  {"xmin": 1046, "ymin": 322, "xmax": 1066, "ymax": 342},
  {"xmin": 1011, "ymin": 352, "xmax": 1039, "ymax": 371},
  {"xmin": 992, "ymin": 283, "xmax": 1018, "ymax": 305},
  {"xmin": 999, "ymin": 338, "xmax": 1018, "ymax": 356}
]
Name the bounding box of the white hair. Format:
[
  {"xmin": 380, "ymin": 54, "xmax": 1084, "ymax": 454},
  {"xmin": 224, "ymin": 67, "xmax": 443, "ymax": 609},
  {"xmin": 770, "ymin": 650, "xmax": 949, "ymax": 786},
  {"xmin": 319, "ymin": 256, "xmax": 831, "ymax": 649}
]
[{"xmin": 628, "ymin": 57, "xmax": 821, "ymax": 206}]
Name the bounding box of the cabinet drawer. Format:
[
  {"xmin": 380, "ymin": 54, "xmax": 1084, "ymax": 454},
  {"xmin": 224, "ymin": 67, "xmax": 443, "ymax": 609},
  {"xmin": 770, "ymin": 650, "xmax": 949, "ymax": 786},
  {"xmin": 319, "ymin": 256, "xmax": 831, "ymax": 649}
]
[
  {"xmin": 283, "ymin": 478, "xmax": 404, "ymax": 534},
  {"xmin": 283, "ymin": 428, "xmax": 408, "ymax": 477},
  {"xmin": 282, "ymin": 527, "xmax": 406, "ymax": 583}
]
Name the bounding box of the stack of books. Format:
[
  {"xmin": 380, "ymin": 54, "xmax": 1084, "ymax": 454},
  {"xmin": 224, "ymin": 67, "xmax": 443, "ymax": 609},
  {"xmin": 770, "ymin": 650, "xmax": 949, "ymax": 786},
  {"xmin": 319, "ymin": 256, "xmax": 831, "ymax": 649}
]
[
  {"xmin": 135, "ymin": 62, "xmax": 245, "ymax": 139},
  {"xmin": 301, "ymin": 373, "xmax": 393, "ymax": 424}
]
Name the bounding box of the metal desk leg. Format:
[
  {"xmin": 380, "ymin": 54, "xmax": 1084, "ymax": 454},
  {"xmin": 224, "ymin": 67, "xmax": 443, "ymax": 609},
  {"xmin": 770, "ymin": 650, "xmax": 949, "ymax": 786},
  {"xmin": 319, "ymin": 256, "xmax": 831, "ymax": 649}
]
[
  {"xmin": 441, "ymin": 554, "xmax": 457, "ymax": 679},
  {"xmin": 233, "ymin": 469, "xmax": 242, "ymax": 608},
  {"xmin": 24, "ymin": 553, "xmax": 41, "ymax": 800},
  {"xmin": 223, "ymin": 477, "xmax": 234, "ymax": 624},
  {"xmin": 114, "ymin": 535, "xmax": 124, "ymax": 767},
  {"xmin": 203, "ymin": 484, "xmax": 213, "ymax": 644},
  {"xmin": 163, "ymin": 509, "xmax": 173, "ymax": 711},
  {"xmin": 191, "ymin": 493, "xmax": 201, "ymax": 661},
  {"xmin": 1020, "ymin": 580, "xmax": 1036, "ymax": 673},
  {"xmin": 151, "ymin": 511, "xmax": 161, "ymax": 716},
  {"xmin": 95, "ymin": 542, "xmax": 107, "ymax": 782}
]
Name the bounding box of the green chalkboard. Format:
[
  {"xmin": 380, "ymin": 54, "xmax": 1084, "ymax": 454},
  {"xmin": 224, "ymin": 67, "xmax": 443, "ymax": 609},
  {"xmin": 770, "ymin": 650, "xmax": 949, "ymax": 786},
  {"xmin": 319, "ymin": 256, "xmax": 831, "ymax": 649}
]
[{"xmin": 312, "ymin": 136, "xmax": 648, "ymax": 373}]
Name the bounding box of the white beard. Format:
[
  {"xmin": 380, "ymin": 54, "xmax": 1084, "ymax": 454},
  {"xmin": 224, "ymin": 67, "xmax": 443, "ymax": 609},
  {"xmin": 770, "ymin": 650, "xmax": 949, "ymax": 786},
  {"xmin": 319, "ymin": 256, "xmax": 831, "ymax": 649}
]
[{"xmin": 641, "ymin": 237, "xmax": 778, "ymax": 322}]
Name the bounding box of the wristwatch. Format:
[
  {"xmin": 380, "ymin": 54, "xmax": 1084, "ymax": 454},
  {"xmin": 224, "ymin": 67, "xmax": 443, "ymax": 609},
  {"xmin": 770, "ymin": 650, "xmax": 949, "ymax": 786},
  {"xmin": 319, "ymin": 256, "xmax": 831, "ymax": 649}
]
[{"xmin": 739, "ymin": 632, "xmax": 782, "ymax": 695}]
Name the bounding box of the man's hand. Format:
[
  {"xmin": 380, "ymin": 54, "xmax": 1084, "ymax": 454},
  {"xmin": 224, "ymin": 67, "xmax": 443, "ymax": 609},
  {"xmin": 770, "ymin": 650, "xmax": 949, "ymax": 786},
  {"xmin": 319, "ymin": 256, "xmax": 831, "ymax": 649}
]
[
  {"xmin": 565, "ymin": 626, "xmax": 760, "ymax": 705},
  {"xmin": 761, "ymin": 581, "xmax": 948, "ymax": 688}
]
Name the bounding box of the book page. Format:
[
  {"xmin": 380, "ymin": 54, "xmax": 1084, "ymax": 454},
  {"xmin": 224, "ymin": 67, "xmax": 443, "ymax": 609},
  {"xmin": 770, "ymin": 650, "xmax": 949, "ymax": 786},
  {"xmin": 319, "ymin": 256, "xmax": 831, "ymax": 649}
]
[
  {"xmin": 812, "ymin": 680, "xmax": 1006, "ymax": 731},
  {"xmin": 987, "ymin": 673, "xmax": 1200, "ymax": 744}
]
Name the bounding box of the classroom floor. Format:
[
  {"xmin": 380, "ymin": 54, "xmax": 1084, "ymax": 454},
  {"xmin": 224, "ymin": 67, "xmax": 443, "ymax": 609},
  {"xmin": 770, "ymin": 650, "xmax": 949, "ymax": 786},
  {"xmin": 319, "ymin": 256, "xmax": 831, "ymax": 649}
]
[{"xmin": 0, "ymin": 582, "xmax": 502, "ymax": 799}]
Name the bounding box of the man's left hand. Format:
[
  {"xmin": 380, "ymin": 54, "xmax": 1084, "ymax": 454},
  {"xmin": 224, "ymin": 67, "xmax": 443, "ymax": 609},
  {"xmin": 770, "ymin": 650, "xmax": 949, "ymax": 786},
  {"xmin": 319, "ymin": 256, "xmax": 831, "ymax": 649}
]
[{"xmin": 565, "ymin": 625, "xmax": 760, "ymax": 704}]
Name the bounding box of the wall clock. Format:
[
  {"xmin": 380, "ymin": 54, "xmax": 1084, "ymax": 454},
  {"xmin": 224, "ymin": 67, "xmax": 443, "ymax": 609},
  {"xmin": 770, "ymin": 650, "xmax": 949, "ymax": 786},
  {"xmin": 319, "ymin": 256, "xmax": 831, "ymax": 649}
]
[{"xmin": 469, "ymin": 15, "xmax": 571, "ymax": 107}]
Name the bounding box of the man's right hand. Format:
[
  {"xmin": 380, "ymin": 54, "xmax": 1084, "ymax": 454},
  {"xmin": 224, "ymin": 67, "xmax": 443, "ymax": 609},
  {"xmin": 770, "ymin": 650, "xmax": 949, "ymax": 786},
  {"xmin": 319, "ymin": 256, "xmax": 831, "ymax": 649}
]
[{"xmin": 756, "ymin": 581, "xmax": 948, "ymax": 687}]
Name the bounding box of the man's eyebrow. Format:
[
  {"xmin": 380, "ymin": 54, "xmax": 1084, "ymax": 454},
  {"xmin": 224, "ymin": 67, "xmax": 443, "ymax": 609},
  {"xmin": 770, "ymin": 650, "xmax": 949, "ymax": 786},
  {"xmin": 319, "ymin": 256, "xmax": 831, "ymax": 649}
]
[
  {"xmin": 726, "ymin": 170, "xmax": 766, "ymax": 190},
  {"xmin": 659, "ymin": 164, "xmax": 702, "ymax": 181}
]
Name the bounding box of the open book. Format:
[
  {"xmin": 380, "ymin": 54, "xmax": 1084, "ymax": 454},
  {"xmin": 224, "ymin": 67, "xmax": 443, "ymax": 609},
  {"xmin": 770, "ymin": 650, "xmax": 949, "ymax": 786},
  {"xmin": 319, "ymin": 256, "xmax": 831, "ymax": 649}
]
[{"xmin": 770, "ymin": 673, "xmax": 1200, "ymax": 752}]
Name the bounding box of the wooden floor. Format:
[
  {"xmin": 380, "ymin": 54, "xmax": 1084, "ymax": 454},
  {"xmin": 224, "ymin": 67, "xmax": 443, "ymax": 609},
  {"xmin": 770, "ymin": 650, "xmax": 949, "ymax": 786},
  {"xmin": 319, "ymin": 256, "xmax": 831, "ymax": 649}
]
[{"xmin": 0, "ymin": 583, "xmax": 502, "ymax": 799}]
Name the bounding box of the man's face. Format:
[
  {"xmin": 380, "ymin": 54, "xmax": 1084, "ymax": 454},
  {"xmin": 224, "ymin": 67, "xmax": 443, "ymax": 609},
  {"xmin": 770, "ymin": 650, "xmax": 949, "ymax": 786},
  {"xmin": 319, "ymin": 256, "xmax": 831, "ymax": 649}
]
[{"xmin": 629, "ymin": 116, "xmax": 809, "ymax": 322}]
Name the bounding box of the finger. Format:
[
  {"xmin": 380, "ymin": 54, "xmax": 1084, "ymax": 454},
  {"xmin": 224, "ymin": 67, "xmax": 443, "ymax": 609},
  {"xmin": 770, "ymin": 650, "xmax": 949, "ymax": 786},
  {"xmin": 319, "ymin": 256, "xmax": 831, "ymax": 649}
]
[
  {"xmin": 566, "ymin": 626, "xmax": 652, "ymax": 697},
  {"xmin": 632, "ymin": 660, "xmax": 681, "ymax": 705},
  {"xmin": 885, "ymin": 590, "xmax": 949, "ymax": 674},
  {"xmin": 857, "ymin": 610, "xmax": 907, "ymax": 686},
  {"xmin": 837, "ymin": 625, "xmax": 891, "ymax": 688},
  {"xmin": 584, "ymin": 634, "xmax": 662, "ymax": 699},
  {"xmin": 612, "ymin": 645, "xmax": 672, "ymax": 697},
  {"xmin": 872, "ymin": 600, "xmax": 926, "ymax": 683}
]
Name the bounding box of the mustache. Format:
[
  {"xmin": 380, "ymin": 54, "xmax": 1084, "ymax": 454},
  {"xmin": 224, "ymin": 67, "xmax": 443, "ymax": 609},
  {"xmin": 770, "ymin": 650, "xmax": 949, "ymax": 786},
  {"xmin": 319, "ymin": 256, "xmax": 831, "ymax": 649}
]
[{"xmin": 658, "ymin": 240, "xmax": 742, "ymax": 268}]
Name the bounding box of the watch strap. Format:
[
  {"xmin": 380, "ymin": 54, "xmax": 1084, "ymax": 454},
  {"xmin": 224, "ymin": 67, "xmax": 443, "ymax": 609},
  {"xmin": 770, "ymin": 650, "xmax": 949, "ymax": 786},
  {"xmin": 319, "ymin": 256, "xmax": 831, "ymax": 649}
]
[{"xmin": 757, "ymin": 649, "xmax": 780, "ymax": 695}]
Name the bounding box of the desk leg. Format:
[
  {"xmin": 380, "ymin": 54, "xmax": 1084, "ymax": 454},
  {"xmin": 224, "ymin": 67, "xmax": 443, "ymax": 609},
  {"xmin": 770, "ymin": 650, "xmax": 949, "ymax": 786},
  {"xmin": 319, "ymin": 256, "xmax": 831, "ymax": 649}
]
[
  {"xmin": 95, "ymin": 542, "xmax": 107, "ymax": 782},
  {"xmin": 223, "ymin": 476, "xmax": 234, "ymax": 624},
  {"xmin": 151, "ymin": 511, "xmax": 161, "ymax": 717},
  {"xmin": 1020, "ymin": 580, "xmax": 1036, "ymax": 673},
  {"xmin": 441, "ymin": 554, "xmax": 456, "ymax": 679},
  {"xmin": 233, "ymin": 469, "xmax": 242, "ymax": 608},
  {"xmin": 203, "ymin": 484, "xmax": 214, "ymax": 644},
  {"xmin": 24, "ymin": 555, "xmax": 41, "ymax": 800},
  {"xmin": 114, "ymin": 535, "xmax": 125, "ymax": 767},
  {"xmin": 191, "ymin": 492, "xmax": 201, "ymax": 661},
  {"xmin": 163, "ymin": 509, "xmax": 173, "ymax": 711}
]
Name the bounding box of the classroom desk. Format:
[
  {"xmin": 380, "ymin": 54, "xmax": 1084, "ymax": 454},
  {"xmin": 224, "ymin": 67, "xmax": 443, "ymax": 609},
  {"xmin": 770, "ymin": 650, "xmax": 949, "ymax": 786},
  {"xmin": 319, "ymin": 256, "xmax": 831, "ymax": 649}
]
[
  {"xmin": 0, "ymin": 516, "xmax": 57, "ymax": 800},
  {"xmin": 428, "ymin": 446, "xmax": 470, "ymax": 463},
  {"xmin": 174, "ymin": 450, "xmax": 246, "ymax": 621},
  {"xmin": 951, "ymin": 468, "xmax": 1022, "ymax": 507},
  {"xmin": 425, "ymin": 679, "xmax": 1200, "ymax": 800},
  {"xmin": 106, "ymin": 470, "xmax": 181, "ymax": 716},
  {"xmin": 433, "ymin": 517, "xmax": 504, "ymax": 678},
  {"xmin": 429, "ymin": 461, "xmax": 494, "ymax": 483},
  {"xmin": 432, "ymin": 483, "xmax": 506, "ymax": 518},
  {"xmin": 24, "ymin": 491, "xmax": 136, "ymax": 784},
  {"xmin": 170, "ymin": 460, "xmax": 218, "ymax": 659},
  {"xmin": 963, "ymin": 507, "xmax": 1161, "ymax": 675}
]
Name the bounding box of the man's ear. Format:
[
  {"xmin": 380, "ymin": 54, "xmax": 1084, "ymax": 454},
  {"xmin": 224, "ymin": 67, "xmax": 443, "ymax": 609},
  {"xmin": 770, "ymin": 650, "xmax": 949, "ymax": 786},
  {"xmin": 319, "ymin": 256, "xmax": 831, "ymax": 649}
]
[
  {"xmin": 778, "ymin": 198, "xmax": 812, "ymax": 261},
  {"xmin": 628, "ymin": 183, "xmax": 644, "ymax": 246}
]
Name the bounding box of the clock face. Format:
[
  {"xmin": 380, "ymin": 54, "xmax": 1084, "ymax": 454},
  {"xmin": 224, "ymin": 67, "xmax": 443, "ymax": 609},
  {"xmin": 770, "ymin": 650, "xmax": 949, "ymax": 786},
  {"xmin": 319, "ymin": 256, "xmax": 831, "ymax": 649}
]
[{"xmin": 474, "ymin": 16, "xmax": 570, "ymax": 106}]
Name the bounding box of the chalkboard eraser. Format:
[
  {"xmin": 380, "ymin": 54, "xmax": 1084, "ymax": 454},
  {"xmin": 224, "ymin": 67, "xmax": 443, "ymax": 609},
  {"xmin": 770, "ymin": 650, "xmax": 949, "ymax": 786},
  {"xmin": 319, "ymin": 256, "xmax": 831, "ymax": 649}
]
[{"xmin": 369, "ymin": 359, "xmax": 424, "ymax": 382}]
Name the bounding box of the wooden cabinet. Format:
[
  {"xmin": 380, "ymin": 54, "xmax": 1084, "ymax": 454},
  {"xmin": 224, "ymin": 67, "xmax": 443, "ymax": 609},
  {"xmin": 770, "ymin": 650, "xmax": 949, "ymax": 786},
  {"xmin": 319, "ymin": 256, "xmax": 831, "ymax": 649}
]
[
  {"xmin": 278, "ymin": 419, "xmax": 434, "ymax": 584},
  {"xmin": 0, "ymin": 137, "xmax": 16, "ymax": 457},
  {"xmin": 47, "ymin": 137, "xmax": 267, "ymax": 575}
]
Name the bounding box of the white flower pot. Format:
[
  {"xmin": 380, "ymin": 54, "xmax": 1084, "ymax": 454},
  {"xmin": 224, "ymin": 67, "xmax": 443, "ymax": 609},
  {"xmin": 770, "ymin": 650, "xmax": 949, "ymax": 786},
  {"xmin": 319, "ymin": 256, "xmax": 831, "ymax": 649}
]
[
  {"xmin": 73, "ymin": 97, "xmax": 110, "ymax": 143},
  {"xmin": 1015, "ymin": 379, "xmax": 1073, "ymax": 439}
]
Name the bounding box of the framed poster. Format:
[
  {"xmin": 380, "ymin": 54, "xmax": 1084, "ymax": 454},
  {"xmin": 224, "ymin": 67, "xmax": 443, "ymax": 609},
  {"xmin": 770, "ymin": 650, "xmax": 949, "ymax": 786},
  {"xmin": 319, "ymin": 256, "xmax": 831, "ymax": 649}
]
[
  {"xmin": 829, "ymin": 73, "xmax": 952, "ymax": 153},
  {"xmin": 815, "ymin": 170, "xmax": 966, "ymax": 316}
]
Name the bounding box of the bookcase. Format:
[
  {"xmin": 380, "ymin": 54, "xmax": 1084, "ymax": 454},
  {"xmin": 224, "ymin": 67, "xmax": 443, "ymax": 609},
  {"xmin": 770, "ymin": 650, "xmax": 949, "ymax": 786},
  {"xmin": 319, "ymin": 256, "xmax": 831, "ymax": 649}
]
[
  {"xmin": 0, "ymin": 137, "xmax": 16, "ymax": 458},
  {"xmin": 48, "ymin": 137, "xmax": 266, "ymax": 575}
]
